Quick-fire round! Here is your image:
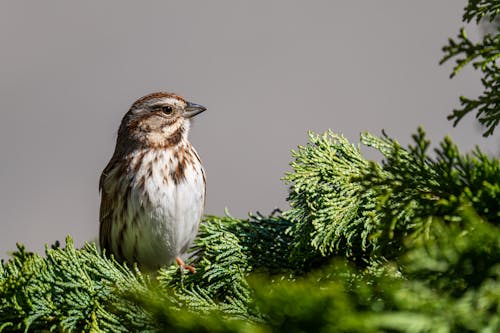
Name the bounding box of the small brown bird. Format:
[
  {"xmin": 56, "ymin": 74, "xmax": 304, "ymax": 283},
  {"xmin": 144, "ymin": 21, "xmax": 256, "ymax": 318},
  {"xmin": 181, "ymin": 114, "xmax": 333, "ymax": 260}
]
[{"xmin": 99, "ymin": 92, "xmax": 206, "ymax": 272}]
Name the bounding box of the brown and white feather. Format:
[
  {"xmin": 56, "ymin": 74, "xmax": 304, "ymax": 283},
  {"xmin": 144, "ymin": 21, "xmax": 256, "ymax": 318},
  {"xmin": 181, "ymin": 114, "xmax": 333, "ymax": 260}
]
[{"xmin": 99, "ymin": 92, "xmax": 206, "ymax": 270}]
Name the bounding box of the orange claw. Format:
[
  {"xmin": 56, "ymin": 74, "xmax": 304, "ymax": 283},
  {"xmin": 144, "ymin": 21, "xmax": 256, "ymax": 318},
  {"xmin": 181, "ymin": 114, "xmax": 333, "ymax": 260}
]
[{"xmin": 176, "ymin": 256, "xmax": 196, "ymax": 274}]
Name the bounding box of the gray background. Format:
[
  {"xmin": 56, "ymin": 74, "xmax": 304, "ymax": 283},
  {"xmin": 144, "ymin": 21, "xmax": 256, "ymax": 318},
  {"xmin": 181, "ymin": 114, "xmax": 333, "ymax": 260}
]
[{"xmin": 1, "ymin": 1, "xmax": 498, "ymax": 257}]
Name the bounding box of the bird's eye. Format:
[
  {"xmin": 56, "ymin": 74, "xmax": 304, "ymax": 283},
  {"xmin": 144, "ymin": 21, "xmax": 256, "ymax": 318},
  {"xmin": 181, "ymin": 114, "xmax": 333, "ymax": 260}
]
[{"xmin": 158, "ymin": 106, "xmax": 173, "ymax": 115}]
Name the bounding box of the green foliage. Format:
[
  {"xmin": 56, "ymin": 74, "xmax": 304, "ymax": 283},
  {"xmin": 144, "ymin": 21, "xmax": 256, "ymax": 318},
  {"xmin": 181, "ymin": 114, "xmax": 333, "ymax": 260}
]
[
  {"xmin": 2, "ymin": 127, "xmax": 499, "ymax": 332},
  {"xmin": 0, "ymin": 238, "xmax": 156, "ymax": 332},
  {"xmin": 440, "ymin": 0, "xmax": 500, "ymax": 136},
  {"xmin": 283, "ymin": 132, "xmax": 376, "ymax": 267},
  {"xmin": 395, "ymin": 213, "xmax": 500, "ymax": 332},
  {"xmin": 284, "ymin": 128, "xmax": 500, "ymax": 268},
  {"xmin": 463, "ymin": 0, "xmax": 500, "ymax": 23}
]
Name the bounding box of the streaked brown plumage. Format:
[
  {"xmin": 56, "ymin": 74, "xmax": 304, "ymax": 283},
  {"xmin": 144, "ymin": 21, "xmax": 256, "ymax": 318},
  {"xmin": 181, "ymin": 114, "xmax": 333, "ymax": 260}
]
[{"xmin": 99, "ymin": 92, "xmax": 206, "ymax": 272}]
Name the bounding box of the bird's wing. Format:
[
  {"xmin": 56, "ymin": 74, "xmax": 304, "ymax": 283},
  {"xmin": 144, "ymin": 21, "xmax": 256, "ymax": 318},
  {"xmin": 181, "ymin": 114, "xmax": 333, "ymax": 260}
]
[{"xmin": 98, "ymin": 159, "xmax": 118, "ymax": 254}]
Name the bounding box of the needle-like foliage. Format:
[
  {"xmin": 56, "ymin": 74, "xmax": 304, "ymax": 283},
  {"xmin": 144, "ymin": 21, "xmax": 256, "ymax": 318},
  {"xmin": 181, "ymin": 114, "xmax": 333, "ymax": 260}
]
[
  {"xmin": 284, "ymin": 128, "xmax": 500, "ymax": 269},
  {"xmin": 1, "ymin": 1, "xmax": 500, "ymax": 332},
  {"xmin": 2, "ymin": 126, "xmax": 499, "ymax": 332},
  {"xmin": 441, "ymin": 0, "xmax": 500, "ymax": 136}
]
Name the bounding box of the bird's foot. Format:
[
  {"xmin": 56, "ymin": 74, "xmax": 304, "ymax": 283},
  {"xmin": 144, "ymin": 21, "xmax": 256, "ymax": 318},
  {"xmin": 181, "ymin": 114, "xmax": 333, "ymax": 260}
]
[{"xmin": 176, "ymin": 256, "xmax": 196, "ymax": 274}]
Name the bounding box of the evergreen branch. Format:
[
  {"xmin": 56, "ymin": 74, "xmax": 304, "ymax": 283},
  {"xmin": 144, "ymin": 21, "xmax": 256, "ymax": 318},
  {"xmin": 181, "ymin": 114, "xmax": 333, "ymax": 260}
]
[
  {"xmin": 1, "ymin": 128, "xmax": 500, "ymax": 331},
  {"xmin": 440, "ymin": 3, "xmax": 500, "ymax": 136},
  {"xmin": 463, "ymin": 0, "xmax": 500, "ymax": 23},
  {"xmin": 284, "ymin": 128, "xmax": 500, "ymax": 268},
  {"xmin": 361, "ymin": 127, "xmax": 500, "ymax": 253},
  {"xmin": 283, "ymin": 131, "xmax": 379, "ymax": 268},
  {"xmin": 0, "ymin": 238, "xmax": 155, "ymax": 332}
]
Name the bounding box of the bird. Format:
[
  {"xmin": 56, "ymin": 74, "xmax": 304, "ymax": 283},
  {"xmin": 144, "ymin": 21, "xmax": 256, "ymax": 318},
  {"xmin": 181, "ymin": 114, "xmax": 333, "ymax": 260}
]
[{"xmin": 99, "ymin": 92, "xmax": 206, "ymax": 273}]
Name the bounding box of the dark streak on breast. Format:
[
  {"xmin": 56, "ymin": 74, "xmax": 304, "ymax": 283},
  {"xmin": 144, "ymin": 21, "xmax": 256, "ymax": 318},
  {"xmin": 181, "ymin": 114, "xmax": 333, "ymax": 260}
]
[
  {"xmin": 131, "ymin": 151, "xmax": 144, "ymax": 175},
  {"xmin": 164, "ymin": 126, "xmax": 184, "ymax": 147},
  {"xmin": 171, "ymin": 149, "xmax": 188, "ymax": 185},
  {"xmin": 137, "ymin": 175, "xmax": 146, "ymax": 192}
]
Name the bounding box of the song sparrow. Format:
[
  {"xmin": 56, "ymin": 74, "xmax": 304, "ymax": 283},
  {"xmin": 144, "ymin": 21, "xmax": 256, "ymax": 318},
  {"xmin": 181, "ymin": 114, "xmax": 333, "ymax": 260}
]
[{"xmin": 99, "ymin": 92, "xmax": 206, "ymax": 272}]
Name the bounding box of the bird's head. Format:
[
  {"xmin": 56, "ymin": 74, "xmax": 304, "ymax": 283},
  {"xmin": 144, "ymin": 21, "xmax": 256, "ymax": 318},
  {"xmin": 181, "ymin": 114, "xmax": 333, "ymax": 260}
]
[{"xmin": 118, "ymin": 92, "xmax": 206, "ymax": 148}]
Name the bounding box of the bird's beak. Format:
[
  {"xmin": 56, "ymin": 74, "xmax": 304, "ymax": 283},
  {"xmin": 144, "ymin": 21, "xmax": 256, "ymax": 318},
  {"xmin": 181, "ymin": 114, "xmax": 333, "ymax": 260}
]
[{"xmin": 184, "ymin": 102, "xmax": 207, "ymax": 118}]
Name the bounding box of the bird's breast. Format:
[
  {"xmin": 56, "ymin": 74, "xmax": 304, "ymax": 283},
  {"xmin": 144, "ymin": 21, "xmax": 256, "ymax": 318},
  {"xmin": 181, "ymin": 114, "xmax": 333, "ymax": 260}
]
[{"xmin": 110, "ymin": 146, "xmax": 205, "ymax": 269}]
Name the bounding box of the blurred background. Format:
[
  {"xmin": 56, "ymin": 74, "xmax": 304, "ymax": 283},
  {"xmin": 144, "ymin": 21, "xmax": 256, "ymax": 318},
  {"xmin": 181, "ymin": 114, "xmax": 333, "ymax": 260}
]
[{"xmin": 1, "ymin": 1, "xmax": 498, "ymax": 258}]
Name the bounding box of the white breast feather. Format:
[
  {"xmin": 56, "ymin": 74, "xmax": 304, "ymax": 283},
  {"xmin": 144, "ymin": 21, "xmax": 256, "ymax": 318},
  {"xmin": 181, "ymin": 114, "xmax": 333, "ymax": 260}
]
[{"xmin": 114, "ymin": 149, "xmax": 204, "ymax": 269}]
